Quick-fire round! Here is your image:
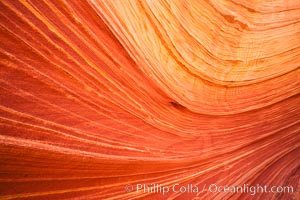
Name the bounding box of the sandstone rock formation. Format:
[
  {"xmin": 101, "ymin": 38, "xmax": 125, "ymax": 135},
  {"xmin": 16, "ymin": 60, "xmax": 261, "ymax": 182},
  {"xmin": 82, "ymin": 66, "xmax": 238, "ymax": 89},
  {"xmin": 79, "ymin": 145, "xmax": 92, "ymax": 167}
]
[{"xmin": 0, "ymin": 0, "xmax": 299, "ymax": 199}]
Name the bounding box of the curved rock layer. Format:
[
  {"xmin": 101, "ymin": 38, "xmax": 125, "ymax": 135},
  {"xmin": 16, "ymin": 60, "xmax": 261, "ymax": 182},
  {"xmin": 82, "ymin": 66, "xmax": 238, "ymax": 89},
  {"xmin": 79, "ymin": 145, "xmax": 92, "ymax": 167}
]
[{"xmin": 0, "ymin": 0, "xmax": 299, "ymax": 199}]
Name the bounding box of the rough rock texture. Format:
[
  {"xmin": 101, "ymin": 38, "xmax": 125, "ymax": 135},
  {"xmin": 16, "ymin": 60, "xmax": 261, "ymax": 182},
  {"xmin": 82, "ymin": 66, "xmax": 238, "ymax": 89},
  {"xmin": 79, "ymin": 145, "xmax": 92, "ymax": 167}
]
[{"xmin": 0, "ymin": 0, "xmax": 299, "ymax": 199}]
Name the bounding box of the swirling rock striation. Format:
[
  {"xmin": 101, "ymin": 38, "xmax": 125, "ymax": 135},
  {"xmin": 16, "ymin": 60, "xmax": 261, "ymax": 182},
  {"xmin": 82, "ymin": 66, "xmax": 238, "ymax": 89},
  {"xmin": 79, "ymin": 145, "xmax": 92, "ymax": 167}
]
[{"xmin": 0, "ymin": 0, "xmax": 299, "ymax": 199}]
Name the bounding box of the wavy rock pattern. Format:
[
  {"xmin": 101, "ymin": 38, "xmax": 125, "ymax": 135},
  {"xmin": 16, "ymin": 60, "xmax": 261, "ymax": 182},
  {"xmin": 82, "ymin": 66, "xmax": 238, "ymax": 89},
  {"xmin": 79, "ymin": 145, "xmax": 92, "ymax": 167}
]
[{"xmin": 0, "ymin": 0, "xmax": 299, "ymax": 199}]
